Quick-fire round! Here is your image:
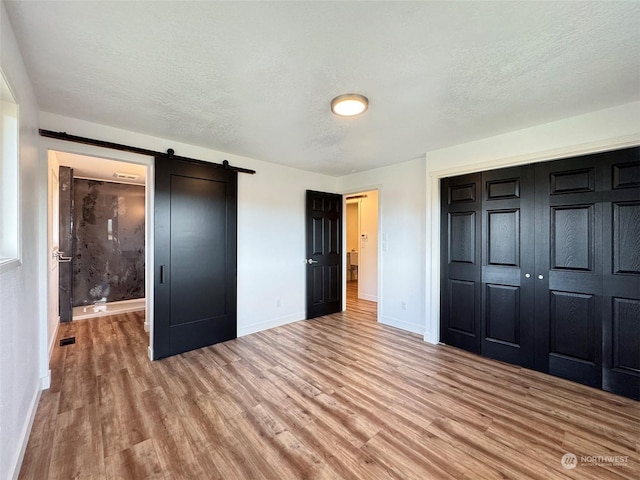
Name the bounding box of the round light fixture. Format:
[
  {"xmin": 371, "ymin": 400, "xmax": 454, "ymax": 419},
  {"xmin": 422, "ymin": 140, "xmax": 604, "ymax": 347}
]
[{"xmin": 331, "ymin": 93, "xmax": 368, "ymax": 117}]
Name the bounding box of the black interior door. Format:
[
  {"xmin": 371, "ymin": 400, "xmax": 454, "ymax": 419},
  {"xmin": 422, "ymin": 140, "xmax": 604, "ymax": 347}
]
[
  {"xmin": 154, "ymin": 156, "xmax": 237, "ymax": 359},
  {"xmin": 535, "ymin": 154, "xmax": 604, "ymax": 388},
  {"xmin": 306, "ymin": 190, "xmax": 342, "ymax": 319},
  {"xmin": 601, "ymin": 148, "xmax": 640, "ymax": 399},
  {"xmin": 481, "ymin": 165, "xmax": 536, "ymax": 368},
  {"xmin": 440, "ymin": 173, "xmax": 482, "ymax": 354}
]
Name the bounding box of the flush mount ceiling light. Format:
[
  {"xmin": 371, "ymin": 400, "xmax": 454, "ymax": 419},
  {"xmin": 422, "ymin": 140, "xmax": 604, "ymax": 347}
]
[{"xmin": 330, "ymin": 93, "xmax": 369, "ymax": 117}]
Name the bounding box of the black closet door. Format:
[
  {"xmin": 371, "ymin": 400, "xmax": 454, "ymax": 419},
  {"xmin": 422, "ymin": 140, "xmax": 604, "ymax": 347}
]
[
  {"xmin": 535, "ymin": 155, "xmax": 604, "ymax": 388},
  {"xmin": 601, "ymin": 147, "xmax": 640, "ymax": 399},
  {"xmin": 440, "ymin": 173, "xmax": 482, "ymax": 353},
  {"xmin": 480, "ymin": 166, "xmax": 536, "ymax": 368}
]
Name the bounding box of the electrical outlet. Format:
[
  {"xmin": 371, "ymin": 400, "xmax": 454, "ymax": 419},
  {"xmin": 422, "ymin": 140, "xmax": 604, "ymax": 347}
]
[
  {"xmin": 401, "ymin": 301, "xmax": 406, "ymax": 311},
  {"xmin": 276, "ymin": 299, "xmax": 281, "ymax": 307}
]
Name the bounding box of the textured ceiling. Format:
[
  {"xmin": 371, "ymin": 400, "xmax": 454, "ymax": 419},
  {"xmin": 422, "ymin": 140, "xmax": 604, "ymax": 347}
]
[{"xmin": 5, "ymin": 1, "xmax": 640, "ymax": 176}]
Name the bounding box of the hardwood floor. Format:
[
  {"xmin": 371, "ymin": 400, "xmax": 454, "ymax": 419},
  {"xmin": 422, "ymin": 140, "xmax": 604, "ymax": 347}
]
[
  {"xmin": 19, "ymin": 308, "xmax": 639, "ymax": 479},
  {"xmin": 346, "ymin": 281, "xmax": 377, "ymax": 317}
]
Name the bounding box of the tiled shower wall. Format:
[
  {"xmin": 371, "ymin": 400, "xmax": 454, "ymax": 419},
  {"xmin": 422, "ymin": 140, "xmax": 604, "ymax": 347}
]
[{"xmin": 73, "ymin": 179, "xmax": 145, "ymax": 307}]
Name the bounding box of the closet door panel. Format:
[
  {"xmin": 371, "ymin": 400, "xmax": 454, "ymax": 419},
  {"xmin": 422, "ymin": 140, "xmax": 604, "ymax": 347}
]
[
  {"xmin": 441, "ymin": 173, "xmax": 482, "ymax": 353},
  {"xmin": 535, "ymin": 156, "xmax": 603, "ymax": 386},
  {"xmin": 481, "ymin": 166, "xmax": 535, "ymax": 368},
  {"xmin": 440, "ymin": 146, "xmax": 639, "ymax": 400},
  {"xmin": 601, "ymin": 147, "xmax": 640, "ymax": 399}
]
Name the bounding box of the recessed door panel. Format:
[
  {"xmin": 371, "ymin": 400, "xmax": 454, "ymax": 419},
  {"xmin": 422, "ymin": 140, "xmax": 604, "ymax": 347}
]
[
  {"xmin": 612, "ymin": 162, "xmax": 640, "ymax": 189},
  {"xmin": 328, "ymin": 217, "xmax": 340, "ymax": 255},
  {"xmin": 485, "ymin": 284, "xmax": 520, "ymax": 346},
  {"xmin": 449, "ymin": 184, "xmax": 476, "ymax": 204},
  {"xmin": 612, "ymin": 297, "xmax": 640, "ymax": 373},
  {"xmin": 311, "ymin": 216, "xmax": 324, "ymax": 255},
  {"xmin": 487, "ymin": 178, "xmax": 520, "ymax": 199},
  {"xmin": 549, "ymin": 291, "xmax": 595, "ymax": 363},
  {"xmin": 312, "ymin": 266, "xmax": 324, "ymax": 304},
  {"xmin": 449, "ymin": 212, "xmax": 475, "ymax": 264},
  {"xmin": 328, "ymin": 265, "xmax": 340, "ymax": 302},
  {"xmin": 550, "ymin": 168, "xmax": 595, "ymax": 194},
  {"xmin": 551, "ymin": 205, "xmax": 593, "ymax": 271},
  {"xmin": 487, "ymin": 209, "xmax": 519, "ymax": 267},
  {"xmin": 613, "ymin": 202, "xmax": 640, "ymax": 275},
  {"xmin": 170, "ymin": 175, "xmax": 226, "ymax": 325},
  {"xmin": 449, "ymin": 280, "xmax": 476, "ymax": 335}
]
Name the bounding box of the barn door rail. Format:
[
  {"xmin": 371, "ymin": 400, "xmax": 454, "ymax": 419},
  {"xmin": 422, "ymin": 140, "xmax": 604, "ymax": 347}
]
[{"xmin": 39, "ymin": 129, "xmax": 256, "ymax": 175}]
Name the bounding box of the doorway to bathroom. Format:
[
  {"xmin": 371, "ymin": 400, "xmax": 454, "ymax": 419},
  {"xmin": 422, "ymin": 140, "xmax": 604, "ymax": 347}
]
[
  {"xmin": 345, "ymin": 190, "xmax": 378, "ymax": 315},
  {"xmin": 48, "ymin": 150, "xmax": 148, "ymax": 333}
]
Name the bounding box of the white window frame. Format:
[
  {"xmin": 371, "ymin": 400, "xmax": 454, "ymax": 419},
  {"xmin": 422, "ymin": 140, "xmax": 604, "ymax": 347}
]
[{"xmin": 0, "ymin": 69, "xmax": 21, "ymax": 272}]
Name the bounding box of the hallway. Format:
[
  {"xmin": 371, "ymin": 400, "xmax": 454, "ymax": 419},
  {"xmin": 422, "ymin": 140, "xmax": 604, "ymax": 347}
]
[{"xmin": 346, "ymin": 281, "xmax": 377, "ymax": 319}]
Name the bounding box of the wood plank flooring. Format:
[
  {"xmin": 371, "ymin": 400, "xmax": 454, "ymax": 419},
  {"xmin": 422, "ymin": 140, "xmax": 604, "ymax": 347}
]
[{"xmin": 19, "ymin": 297, "xmax": 638, "ymax": 479}]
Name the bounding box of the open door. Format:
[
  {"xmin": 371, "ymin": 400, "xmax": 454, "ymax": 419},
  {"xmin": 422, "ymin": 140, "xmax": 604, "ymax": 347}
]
[
  {"xmin": 58, "ymin": 166, "xmax": 73, "ymax": 322},
  {"xmin": 154, "ymin": 156, "xmax": 237, "ymax": 359},
  {"xmin": 305, "ymin": 190, "xmax": 342, "ymax": 319}
]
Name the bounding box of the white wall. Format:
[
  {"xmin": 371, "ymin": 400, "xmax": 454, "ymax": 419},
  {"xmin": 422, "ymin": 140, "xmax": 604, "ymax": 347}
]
[
  {"xmin": 346, "ymin": 202, "xmax": 358, "ymax": 253},
  {"xmin": 357, "ymin": 190, "xmax": 378, "ymax": 302},
  {"xmin": 0, "ymin": 3, "xmax": 45, "ymax": 479},
  {"xmin": 234, "ymin": 157, "xmax": 335, "ymax": 335},
  {"xmin": 38, "ymin": 112, "xmax": 337, "ymax": 344},
  {"xmin": 424, "ymin": 101, "xmax": 640, "ymax": 344},
  {"xmin": 338, "ymin": 158, "xmax": 426, "ymax": 335}
]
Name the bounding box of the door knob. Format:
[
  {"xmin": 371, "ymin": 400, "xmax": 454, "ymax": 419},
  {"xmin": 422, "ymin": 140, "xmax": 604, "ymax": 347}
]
[
  {"xmin": 525, "ymin": 273, "xmax": 531, "ymax": 278},
  {"xmin": 306, "ymin": 259, "xmax": 319, "ymax": 264},
  {"xmin": 538, "ymin": 274, "xmax": 544, "ymax": 280}
]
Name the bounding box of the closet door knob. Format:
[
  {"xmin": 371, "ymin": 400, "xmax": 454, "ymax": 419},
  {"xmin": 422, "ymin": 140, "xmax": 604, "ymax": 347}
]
[
  {"xmin": 538, "ymin": 274, "xmax": 544, "ymax": 280},
  {"xmin": 524, "ymin": 273, "xmax": 531, "ymax": 278}
]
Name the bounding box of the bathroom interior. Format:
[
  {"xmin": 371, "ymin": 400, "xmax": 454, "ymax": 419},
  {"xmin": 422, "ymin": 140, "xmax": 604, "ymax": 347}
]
[{"xmin": 52, "ymin": 151, "xmax": 146, "ymax": 322}]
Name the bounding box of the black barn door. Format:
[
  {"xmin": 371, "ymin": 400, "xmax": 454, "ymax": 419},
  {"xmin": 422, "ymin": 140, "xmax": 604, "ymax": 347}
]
[
  {"xmin": 154, "ymin": 156, "xmax": 237, "ymax": 359},
  {"xmin": 306, "ymin": 190, "xmax": 342, "ymax": 319}
]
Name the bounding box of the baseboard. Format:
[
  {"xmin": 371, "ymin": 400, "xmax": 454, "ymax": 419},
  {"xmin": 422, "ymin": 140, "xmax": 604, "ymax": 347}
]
[
  {"xmin": 10, "ymin": 380, "xmax": 43, "ymax": 480},
  {"xmin": 238, "ymin": 312, "xmax": 305, "ymax": 337},
  {"xmin": 379, "ymin": 315, "xmax": 424, "ymax": 335},
  {"xmin": 358, "ymin": 293, "xmax": 378, "ymax": 302},
  {"xmin": 422, "ymin": 332, "xmax": 438, "ymax": 345},
  {"xmin": 48, "ymin": 319, "xmax": 59, "ymax": 361}
]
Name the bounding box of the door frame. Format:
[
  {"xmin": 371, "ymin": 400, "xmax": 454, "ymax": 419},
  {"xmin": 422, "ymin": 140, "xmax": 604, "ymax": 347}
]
[
  {"xmin": 41, "ymin": 140, "xmax": 155, "ymax": 361},
  {"xmin": 339, "ymin": 186, "xmax": 382, "ymax": 318},
  {"xmin": 426, "ymin": 139, "xmax": 640, "ymax": 346}
]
